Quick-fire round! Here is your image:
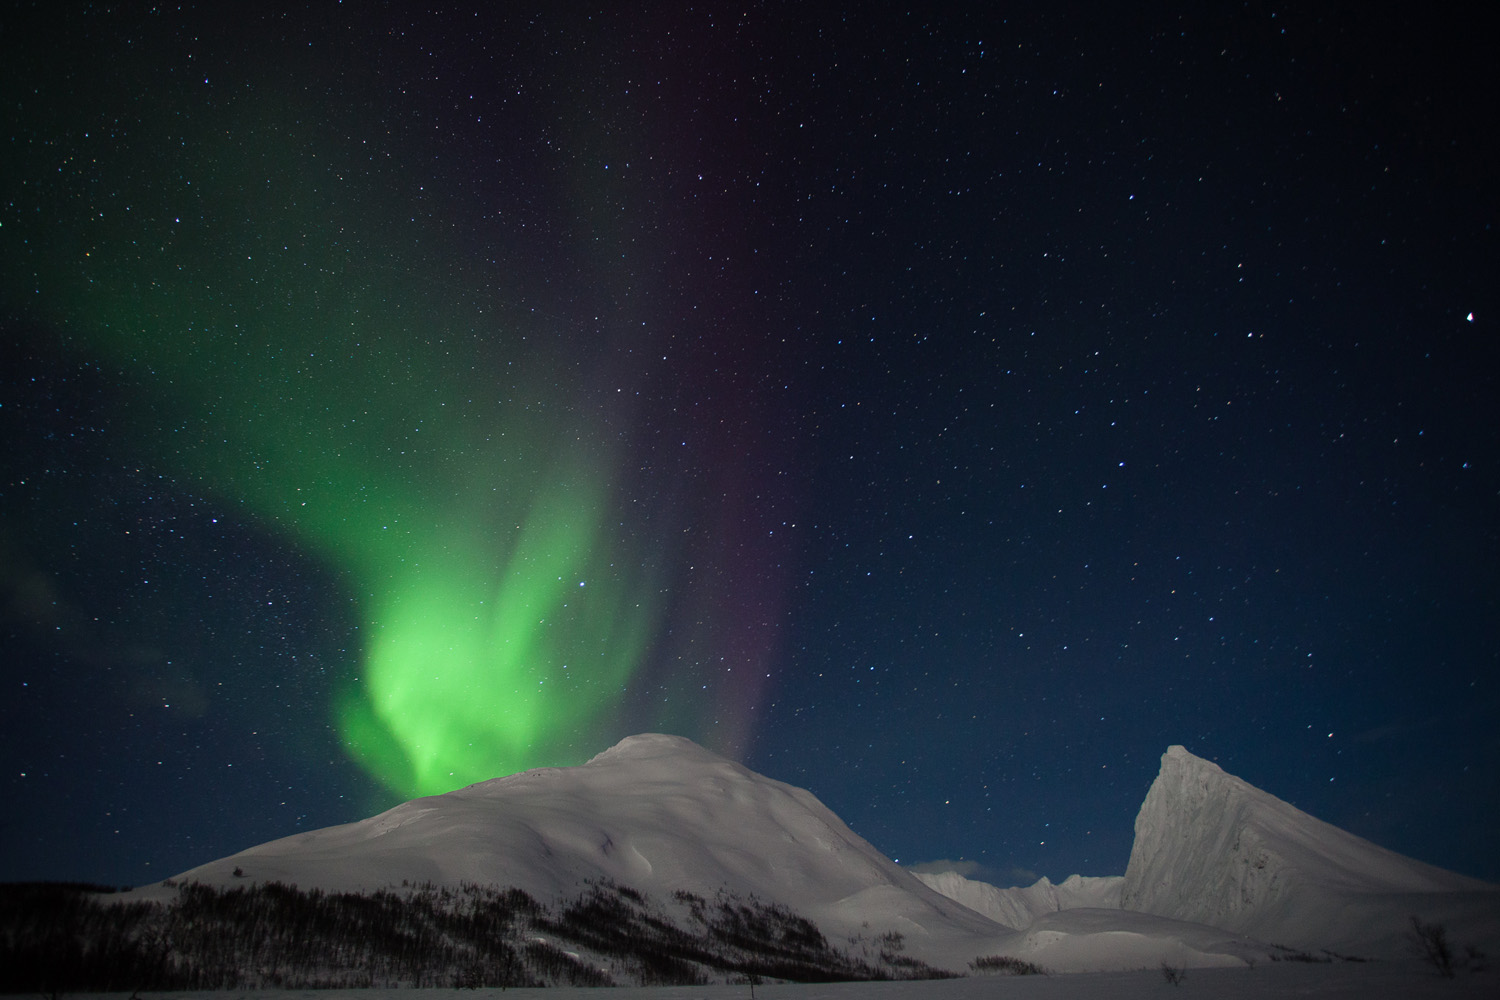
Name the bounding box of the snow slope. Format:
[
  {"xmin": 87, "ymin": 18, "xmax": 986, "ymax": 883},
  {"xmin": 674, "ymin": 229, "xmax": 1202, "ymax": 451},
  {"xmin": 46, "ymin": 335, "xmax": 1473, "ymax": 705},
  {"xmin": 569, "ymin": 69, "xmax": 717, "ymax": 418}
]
[
  {"xmin": 1119, "ymin": 745, "xmax": 1500, "ymax": 953},
  {"xmin": 912, "ymin": 871, "xmax": 1122, "ymax": 930},
  {"xmin": 980, "ymin": 906, "xmax": 1268, "ymax": 973}
]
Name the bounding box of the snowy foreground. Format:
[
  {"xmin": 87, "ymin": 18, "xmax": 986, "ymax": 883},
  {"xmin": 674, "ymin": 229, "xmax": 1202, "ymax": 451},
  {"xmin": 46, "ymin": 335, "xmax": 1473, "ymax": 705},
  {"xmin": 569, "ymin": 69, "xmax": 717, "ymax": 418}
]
[{"xmin": 56, "ymin": 962, "xmax": 1498, "ymax": 1000}]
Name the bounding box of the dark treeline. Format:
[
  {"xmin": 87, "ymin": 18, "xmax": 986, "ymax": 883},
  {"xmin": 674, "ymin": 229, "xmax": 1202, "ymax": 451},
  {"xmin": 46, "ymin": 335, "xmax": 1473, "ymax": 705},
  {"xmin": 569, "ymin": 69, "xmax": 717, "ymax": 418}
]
[{"xmin": 0, "ymin": 878, "xmax": 956, "ymax": 990}]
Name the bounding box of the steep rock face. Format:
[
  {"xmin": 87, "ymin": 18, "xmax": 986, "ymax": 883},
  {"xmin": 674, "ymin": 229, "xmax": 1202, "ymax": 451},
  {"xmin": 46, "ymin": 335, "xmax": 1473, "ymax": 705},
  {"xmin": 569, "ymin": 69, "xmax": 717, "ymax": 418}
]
[{"xmin": 1120, "ymin": 746, "xmax": 1497, "ymax": 951}]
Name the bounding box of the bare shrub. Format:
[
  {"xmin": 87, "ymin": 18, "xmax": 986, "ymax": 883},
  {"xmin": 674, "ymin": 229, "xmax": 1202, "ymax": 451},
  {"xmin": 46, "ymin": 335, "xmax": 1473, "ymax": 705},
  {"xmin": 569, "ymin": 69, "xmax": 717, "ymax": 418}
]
[
  {"xmin": 969, "ymin": 954, "xmax": 1046, "ymax": 975},
  {"xmin": 1408, "ymin": 915, "xmax": 1455, "ymax": 978}
]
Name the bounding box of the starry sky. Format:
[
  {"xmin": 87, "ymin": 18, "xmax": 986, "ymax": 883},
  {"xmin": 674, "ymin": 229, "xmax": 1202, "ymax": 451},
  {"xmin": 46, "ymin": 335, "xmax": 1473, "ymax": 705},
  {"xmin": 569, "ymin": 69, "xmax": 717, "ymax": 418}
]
[{"xmin": 2, "ymin": 4, "xmax": 1496, "ymax": 890}]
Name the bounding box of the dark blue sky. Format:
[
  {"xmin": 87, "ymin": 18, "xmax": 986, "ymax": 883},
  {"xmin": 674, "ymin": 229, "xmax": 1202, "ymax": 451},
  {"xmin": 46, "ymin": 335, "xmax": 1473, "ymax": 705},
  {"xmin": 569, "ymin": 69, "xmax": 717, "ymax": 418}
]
[{"xmin": 3, "ymin": 4, "xmax": 1496, "ymax": 889}]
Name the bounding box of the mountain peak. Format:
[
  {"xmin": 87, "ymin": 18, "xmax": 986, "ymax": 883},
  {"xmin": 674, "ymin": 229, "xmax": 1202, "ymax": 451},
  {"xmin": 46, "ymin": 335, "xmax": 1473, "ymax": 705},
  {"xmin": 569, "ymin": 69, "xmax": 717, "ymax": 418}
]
[
  {"xmin": 585, "ymin": 732, "xmax": 724, "ymax": 766},
  {"xmin": 1162, "ymin": 744, "xmax": 1219, "ymax": 771},
  {"xmin": 1121, "ymin": 744, "xmax": 1495, "ymax": 951}
]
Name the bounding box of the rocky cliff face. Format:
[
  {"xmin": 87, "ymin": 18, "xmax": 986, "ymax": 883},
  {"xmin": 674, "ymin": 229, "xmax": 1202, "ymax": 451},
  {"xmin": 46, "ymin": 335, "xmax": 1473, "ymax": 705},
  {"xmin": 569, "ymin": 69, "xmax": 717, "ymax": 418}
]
[
  {"xmin": 1121, "ymin": 746, "xmax": 1285, "ymax": 926},
  {"xmin": 1120, "ymin": 746, "xmax": 1496, "ymax": 951}
]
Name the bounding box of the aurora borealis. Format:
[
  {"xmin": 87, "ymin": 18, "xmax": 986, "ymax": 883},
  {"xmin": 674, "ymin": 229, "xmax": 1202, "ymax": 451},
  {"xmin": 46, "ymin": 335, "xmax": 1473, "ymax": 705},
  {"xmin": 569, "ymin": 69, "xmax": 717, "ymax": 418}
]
[
  {"xmin": 0, "ymin": 3, "xmax": 795, "ymax": 805},
  {"xmin": 1, "ymin": 83, "xmax": 671, "ymax": 798},
  {"xmin": 3, "ymin": 6, "xmax": 1497, "ymax": 888}
]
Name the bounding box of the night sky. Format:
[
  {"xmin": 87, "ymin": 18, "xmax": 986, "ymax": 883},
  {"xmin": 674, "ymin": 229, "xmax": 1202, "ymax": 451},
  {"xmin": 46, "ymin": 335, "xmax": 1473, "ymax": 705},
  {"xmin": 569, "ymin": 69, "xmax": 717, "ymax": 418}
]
[{"xmin": 3, "ymin": 4, "xmax": 1496, "ymax": 891}]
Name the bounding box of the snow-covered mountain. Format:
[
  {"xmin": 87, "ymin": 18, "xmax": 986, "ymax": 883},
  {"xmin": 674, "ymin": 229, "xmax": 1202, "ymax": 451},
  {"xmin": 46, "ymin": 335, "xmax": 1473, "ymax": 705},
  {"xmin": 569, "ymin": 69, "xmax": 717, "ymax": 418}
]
[
  {"xmin": 915, "ymin": 746, "xmax": 1498, "ymax": 959},
  {"xmin": 146, "ymin": 735, "xmax": 1499, "ymax": 973},
  {"xmin": 1115, "ymin": 745, "xmax": 1499, "ymax": 953},
  {"xmin": 147, "ymin": 733, "xmax": 1005, "ymax": 971}
]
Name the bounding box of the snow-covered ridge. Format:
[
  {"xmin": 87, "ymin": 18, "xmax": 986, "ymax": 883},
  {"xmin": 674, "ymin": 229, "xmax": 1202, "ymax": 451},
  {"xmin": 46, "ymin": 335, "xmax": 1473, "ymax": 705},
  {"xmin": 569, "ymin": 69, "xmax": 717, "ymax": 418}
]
[{"xmin": 911, "ymin": 870, "xmax": 1122, "ymax": 930}]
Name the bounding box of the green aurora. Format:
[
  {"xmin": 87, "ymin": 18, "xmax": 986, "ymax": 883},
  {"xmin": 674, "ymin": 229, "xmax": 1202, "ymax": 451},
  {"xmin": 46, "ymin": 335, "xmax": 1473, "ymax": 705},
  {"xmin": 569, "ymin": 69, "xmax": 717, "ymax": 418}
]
[{"xmin": 5, "ymin": 93, "xmax": 663, "ymax": 799}]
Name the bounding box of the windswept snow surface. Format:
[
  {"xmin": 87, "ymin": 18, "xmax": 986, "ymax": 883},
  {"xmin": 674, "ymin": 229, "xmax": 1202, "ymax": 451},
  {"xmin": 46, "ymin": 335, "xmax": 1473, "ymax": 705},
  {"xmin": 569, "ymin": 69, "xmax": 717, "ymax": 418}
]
[
  {"xmin": 1120, "ymin": 745, "xmax": 1500, "ymax": 953},
  {"xmin": 909, "ymin": 873, "xmax": 1263, "ymax": 972},
  {"xmin": 981, "ymin": 907, "xmax": 1268, "ymax": 973}
]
